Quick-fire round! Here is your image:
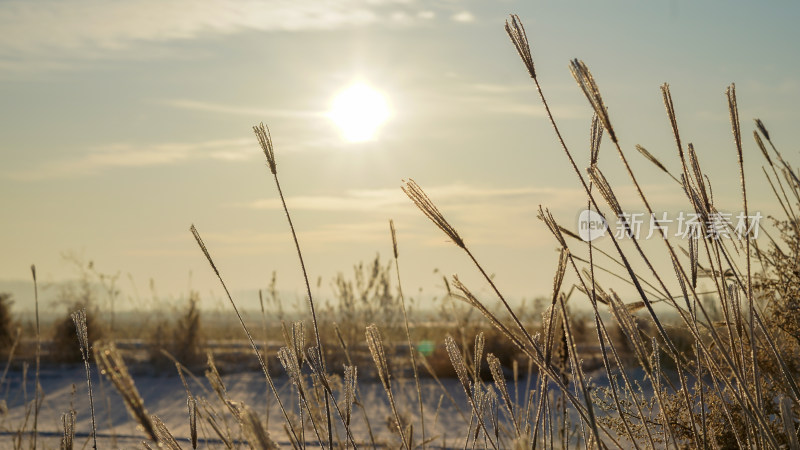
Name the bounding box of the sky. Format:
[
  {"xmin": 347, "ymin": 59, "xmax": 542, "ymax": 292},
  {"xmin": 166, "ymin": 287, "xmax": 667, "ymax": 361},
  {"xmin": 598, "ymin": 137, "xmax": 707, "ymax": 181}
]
[{"xmin": 1, "ymin": 0, "xmax": 799, "ymax": 312}]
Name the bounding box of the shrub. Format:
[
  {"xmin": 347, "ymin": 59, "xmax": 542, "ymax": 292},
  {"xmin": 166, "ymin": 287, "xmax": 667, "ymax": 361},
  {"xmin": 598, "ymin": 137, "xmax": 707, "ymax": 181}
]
[
  {"xmin": 50, "ymin": 306, "xmax": 104, "ymax": 364},
  {"xmin": 0, "ymin": 292, "xmax": 17, "ymax": 354},
  {"xmin": 148, "ymin": 291, "xmax": 205, "ymax": 371}
]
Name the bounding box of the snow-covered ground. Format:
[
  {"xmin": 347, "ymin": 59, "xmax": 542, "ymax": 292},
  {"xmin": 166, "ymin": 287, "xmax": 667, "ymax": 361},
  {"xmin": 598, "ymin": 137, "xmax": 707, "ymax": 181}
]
[{"xmin": 1, "ymin": 365, "xmax": 496, "ymax": 449}]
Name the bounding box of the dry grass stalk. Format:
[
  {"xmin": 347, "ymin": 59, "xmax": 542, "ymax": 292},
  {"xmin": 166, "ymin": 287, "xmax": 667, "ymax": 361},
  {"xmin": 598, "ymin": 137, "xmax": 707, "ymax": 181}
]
[
  {"xmin": 72, "ymin": 308, "xmax": 98, "ymax": 449},
  {"xmin": 389, "ymin": 218, "xmax": 427, "ymax": 448},
  {"xmin": 587, "ymin": 165, "xmax": 623, "ymax": 217},
  {"xmin": 190, "ymin": 224, "xmax": 299, "ymax": 444},
  {"xmin": 401, "ymin": 179, "xmax": 464, "ymax": 248},
  {"xmin": 366, "ymin": 324, "xmax": 410, "ymax": 449},
  {"xmin": 444, "ymin": 335, "xmax": 499, "ymax": 449},
  {"xmin": 152, "ymin": 415, "xmax": 181, "ymax": 450},
  {"xmin": 779, "ymin": 397, "xmax": 799, "ymax": 449},
  {"xmin": 556, "ymin": 294, "xmax": 602, "ymax": 445},
  {"xmin": 254, "ymin": 122, "xmax": 277, "ymax": 175},
  {"xmin": 505, "ymin": 14, "xmax": 536, "ymax": 79},
  {"xmin": 30, "ymin": 264, "xmax": 42, "ymax": 450},
  {"xmin": 450, "ymin": 277, "xmax": 525, "ymax": 355},
  {"xmin": 332, "ymin": 323, "xmax": 378, "ymax": 447},
  {"xmin": 473, "ymin": 332, "xmax": 485, "ymax": 383},
  {"xmin": 416, "ymin": 353, "xmax": 470, "ymax": 424},
  {"xmin": 188, "ymin": 395, "xmax": 198, "ymax": 449},
  {"xmin": 487, "ymin": 353, "xmax": 520, "ymax": 436},
  {"xmin": 252, "ymin": 123, "xmax": 332, "ymax": 447},
  {"xmin": 94, "ymin": 341, "xmax": 157, "ymax": 442},
  {"xmin": 199, "ymin": 397, "xmax": 234, "ymax": 449},
  {"xmin": 635, "ymin": 144, "xmax": 680, "ymax": 184},
  {"xmin": 728, "ymin": 84, "xmax": 763, "ymax": 418},
  {"xmin": 343, "ymin": 365, "xmax": 357, "ymax": 431},
  {"xmin": 236, "ymin": 403, "xmax": 280, "ymax": 450},
  {"xmin": 569, "ymin": 59, "xmax": 617, "ymax": 143},
  {"xmin": 61, "ymin": 409, "xmax": 76, "ymax": 450},
  {"xmin": 538, "ymin": 207, "xmax": 568, "ymax": 248},
  {"xmin": 753, "ymin": 130, "xmax": 772, "ymax": 166},
  {"xmin": 276, "ymin": 345, "xmax": 323, "ymax": 446},
  {"xmin": 590, "ymin": 113, "xmax": 603, "ymax": 165}
]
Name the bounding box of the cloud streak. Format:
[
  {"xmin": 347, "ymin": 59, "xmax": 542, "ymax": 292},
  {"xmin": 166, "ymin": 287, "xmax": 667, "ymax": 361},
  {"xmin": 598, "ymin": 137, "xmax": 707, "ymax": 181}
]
[
  {"xmin": 7, "ymin": 138, "xmax": 255, "ymax": 180},
  {"xmin": 0, "ymin": 1, "xmax": 475, "ymax": 63},
  {"xmin": 238, "ymin": 184, "xmax": 583, "ymax": 213},
  {"xmin": 0, "ymin": 1, "xmax": 380, "ymax": 55},
  {"xmin": 162, "ymin": 99, "xmax": 325, "ymax": 119}
]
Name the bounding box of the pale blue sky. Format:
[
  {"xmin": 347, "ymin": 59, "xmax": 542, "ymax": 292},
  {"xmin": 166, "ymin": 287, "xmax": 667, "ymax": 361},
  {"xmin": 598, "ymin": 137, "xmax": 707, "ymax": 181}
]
[{"xmin": 1, "ymin": 0, "xmax": 798, "ymax": 310}]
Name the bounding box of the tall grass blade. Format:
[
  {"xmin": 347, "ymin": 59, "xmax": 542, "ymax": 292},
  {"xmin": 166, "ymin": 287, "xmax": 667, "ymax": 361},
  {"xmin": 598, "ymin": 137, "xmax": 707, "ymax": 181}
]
[{"xmin": 72, "ymin": 309, "xmax": 98, "ymax": 449}]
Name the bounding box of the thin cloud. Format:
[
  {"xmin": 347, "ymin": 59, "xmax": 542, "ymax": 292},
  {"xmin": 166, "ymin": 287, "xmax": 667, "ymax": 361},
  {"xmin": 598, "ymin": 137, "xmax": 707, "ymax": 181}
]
[
  {"xmin": 0, "ymin": 1, "xmax": 379, "ymax": 55},
  {"xmin": 451, "ymin": 11, "xmax": 476, "ymax": 23},
  {"xmin": 163, "ymin": 99, "xmax": 325, "ymax": 119},
  {"xmin": 7, "ymin": 138, "xmax": 254, "ymax": 181},
  {"xmin": 418, "ymin": 11, "xmax": 436, "ymax": 20},
  {"xmin": 0, "ymin": 0, "xmax": 459, "ymax": 63},
  {"xmin": 238, "ymin": 184, "xmax": 584, "ymax": 213},
  {"xmin": 420, "ymin": 80, "xmax": 587, "ymax": 119}
]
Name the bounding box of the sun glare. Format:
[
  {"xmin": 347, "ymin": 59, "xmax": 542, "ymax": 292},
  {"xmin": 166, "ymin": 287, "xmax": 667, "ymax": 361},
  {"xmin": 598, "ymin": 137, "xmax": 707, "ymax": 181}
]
[{"xmin": 329, "ymin": 83, "xmax": 390, "ymax": 142}]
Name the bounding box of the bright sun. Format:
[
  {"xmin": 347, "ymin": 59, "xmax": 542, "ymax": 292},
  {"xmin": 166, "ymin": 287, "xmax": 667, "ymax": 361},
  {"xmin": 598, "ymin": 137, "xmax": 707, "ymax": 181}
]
[{"xmin": 329, "ymin": 83, "xmax": 390, "ymax": 142}]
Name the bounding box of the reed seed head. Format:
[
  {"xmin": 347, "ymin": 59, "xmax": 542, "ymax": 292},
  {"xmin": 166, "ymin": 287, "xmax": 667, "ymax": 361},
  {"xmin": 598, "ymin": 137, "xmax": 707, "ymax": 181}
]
[
  {"xmin": 505, "ymin": 14, "xmax": 536, "ymax": 79},
  {"xmin": 366, "ymin": 324, "xmax": 391, "ymax": 390},
  {"xmin": 587, "ymin": 165, "xmax": 623, "ymax": 217},
  {"xmin": 94, "ymin": 341, "xmax": 157, "ymax": 442},
  {"xmin": 71, "ymin": 309, "xmax": 90, "ymax": 359},
  {"xmin": 277, "ymin": 347, "xmax": 302, "ymax": 382},
  {"xmin": 553, "ymin": 248, "xmax": 569, "ymax": 300},
  {"xmin": 306, "ymin": 346, "xmax": 326, "ymax": 380},
  {"xmin": 753, "ymin": 130, "xmax": 772, "ymax": 165},
  {"xmin": 590, "ymin": 113, "xmax": 603, "ymax": 165},
  {"xmin": 61, "ymin": 410, "xmax": 76, "ymax": 450},
  {"xmin": 487, "ymin": 354, "xmax": 514, "ymax": 420},
  {"xmin": 188, "ymin": 396, "xmax": 197, "ymax": 449},
  {"xmin": 152, "ymin": 415, "xmax": 181, "ymax": 450},
  {"xmin": 190, "ymin": 224, "xmax": 220, "ymax": 277},
  {"xmin": 343, "ymin": 365, "xmax": 357, "ymax": 427},
  {"xmin": 755, "ymin": 118, "xmax": 770, "ymax": 141},
  {"xmin": 537, "ymin": 206, "xmax": 568, "ymax": 247},
  {"xmin": 445, "ymin": 335, "xmax": 471, "ymax": 394},
  {"xmin": 237, "ymin": 403, "xmax": 281, "ymax": 450},
  {"xmin": 253, "ymin": 122, "xmax": 277, "ymax": 175},
  {"xmin": 474, "ymin": 332, "xmax": 485, "ymax": 382},
  {"xmin": 570, "ymin": 59, "xmax": 617, "ymax": 143},
  {"xmin": 635, "ymin": 145, "xmax": 669, "ymax": 174},
  {"xmin": 401, "ymin": 179, "xmax": 464, "ymax": 248},
  {"xmin": 389, "ymin": 219, "xmax": 398, "ymax": 259},
  {"xmin": 726, "ymin": 84, "xmax": 743, "ymax": 157}
]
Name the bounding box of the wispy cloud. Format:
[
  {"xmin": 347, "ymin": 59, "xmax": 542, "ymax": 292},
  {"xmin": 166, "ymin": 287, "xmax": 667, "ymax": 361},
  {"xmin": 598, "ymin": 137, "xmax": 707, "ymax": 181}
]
[
  {"xmin": 238, "ymin": 184, "xmax": 583, "ymax": 213},
  {"xmin": 0, "ymin": 1, "xmax": 471, "ymax": 64},
  {"xmin": 7, "ymin": 138, "xmax": 254, "ymax": 180},
  {"xmin": 451, "ymin": 11, "xmax": 476, "ymax": 23},
  {"xmin": 0, "ymin": 1, "xmax": 379, "ymax": 55},
  {"xmin": 420, "ymin": 80, "xmax": 587, "ymax": 119},
  {"xmin": 162, "ymin": 99, "xmax": 325, "ymax": 119},
  {"xmin": 195, "ymin": 220, "xmax": 397, "ymax": 249}
]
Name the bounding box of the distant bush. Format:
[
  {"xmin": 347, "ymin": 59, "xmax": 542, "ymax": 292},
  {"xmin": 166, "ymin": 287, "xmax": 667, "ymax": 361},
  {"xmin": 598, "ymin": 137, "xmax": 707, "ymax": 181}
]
[
  {"xmin": 50, "ymin": 306, "xmax": 104, "ymax": 364},
  {"xmin": 0, "ymin": 292, "xmax": 17, "ymax": 354},
  {"xmin": 148, "ymin": 291, "xmax": 205, "ymax": 371}
]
